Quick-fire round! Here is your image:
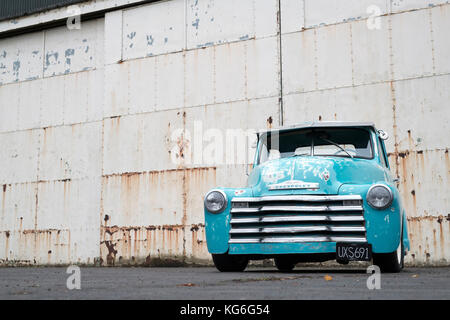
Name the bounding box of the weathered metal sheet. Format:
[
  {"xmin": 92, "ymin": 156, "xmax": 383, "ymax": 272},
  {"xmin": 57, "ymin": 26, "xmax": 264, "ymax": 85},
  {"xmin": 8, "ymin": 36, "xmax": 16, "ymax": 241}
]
[
  {"xmin": 103, "ymin": 110, "xmax": 183, "ymax": 175},
  {"xmin": 281, "ymin": 29, "xmax": 317, "ymax": 94},
  {"xmin": 214, "ymin": 41, "xmax": 247, "ymax": 103},
  {"xmin": 394, "ymin": 75, "xmax": 449, "ymax": 152},
  {"xmin": 391, "ymin": 0, "xmax": 449, "ymax": 13},
  {"xmin": 155, "ymin": 52, "xmax": 185, "ymax": 110},
  {"xmin": 43, "ymin": 18, "xmax": 103, "ymax": 77},
  {"xmin": 391, "ymin": 9, "xmax": 434, "ymax": 80},
  {"xmin": 0, "ymin": 82, "xmax": 20, "ymax": 133},
  {"xmin": 39, "ymin": 122, "xmax": 102, "ymax": 181},
  {"xmin": 350, "ymin": 16, "xmax": 391, "ymax": 85},
  {"xmin": 0, "ymin": 31, "xmax": 43, "ymax": 84},
  {"xmin": 36, "ymin": 178, "xmax": 101, "ymax": 264},
  {"xmin": 304, "ymin": 0, "xmax": 389, "ymax": 28},
  {"xmin": 186, "ymin": 0, "xmax": 278, "ymax": 49},
  {"xmin": 316, "ymin": 23, "xmax": 353, "ymax": 89},
  {"xmin": 283, "ymin": 83, "xmax": 395, "ymax": 149},
  {"xmin": 0, "ymin": 129, "xmax": 40, "ymax": 185},
  {"xmin": 246, "ymin": 37, "xmax": 280, "ymax": 100},
  {"xmin": 431, "ymin": 4, "xmax": 450, "ymax": 75},
  {"xmin": 281, "ymin": 0, "xmax": 305, "ymax": 34},
  {"xmin": 185, "ymin": 46, "xmax": 215, "ymax": 107},
  {"xmin": 104, "ymin": 10, "xmax": 123, "ymax": 65},
  {"xmin": 122, "ymin": 0, "xmax": 185, "ymax": 60}
]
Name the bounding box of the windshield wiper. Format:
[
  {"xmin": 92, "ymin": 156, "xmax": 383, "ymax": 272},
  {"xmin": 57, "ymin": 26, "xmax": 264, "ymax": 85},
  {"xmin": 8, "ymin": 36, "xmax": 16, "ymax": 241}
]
[{"xmin": 317, "ymin": 137, "xmax": 354, "ymax": 158}]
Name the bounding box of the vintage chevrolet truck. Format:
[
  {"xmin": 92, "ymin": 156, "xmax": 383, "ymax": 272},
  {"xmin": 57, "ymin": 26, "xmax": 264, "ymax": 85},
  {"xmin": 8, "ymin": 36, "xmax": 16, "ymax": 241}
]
[{"xmin": 204, "ymin": 122, "xmax": 410, "ymax": 273}]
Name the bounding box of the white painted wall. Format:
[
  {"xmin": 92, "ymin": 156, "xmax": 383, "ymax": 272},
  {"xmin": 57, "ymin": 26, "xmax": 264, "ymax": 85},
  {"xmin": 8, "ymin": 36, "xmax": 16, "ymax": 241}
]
[{"xmin": 0, "ymin": 0, "xmax": 449, "ymax": 266}]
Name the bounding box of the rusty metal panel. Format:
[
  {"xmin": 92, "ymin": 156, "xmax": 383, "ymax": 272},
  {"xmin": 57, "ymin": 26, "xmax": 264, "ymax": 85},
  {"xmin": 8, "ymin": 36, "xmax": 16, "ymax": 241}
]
[
  {"xmin": 351, "ymin": 16, "xmax": 391, "ymax": 85},
  {"xmin": 391, "ymin": 9, "xmax": 434, "ymax": 80},
  {"xmin": 0, "ymin": 82, "xmax": 20, "ymax": 133},
  {"xmin": 281, "ymin": 0, "xmax": 305, "ymax": 34},
  {"xmin": 405, "ymin": 215, "xmax": 450, "ymax": 265},
  {"xmin": 36, "ymin": 178, "xmax": 101, "ymax": 264},
  {"xmin": 0, "ymin": 182, "xmax": 37, "ymax": 232},
  {"xmin": 0, "ymin": 31, "xmax": 43, "ymax": 85},
  {"xmin": 281, "ymin": 29, "xmax": 317, "ymax": 94},
  {"xmin": 0, "ymin": 129, "xmax": 40, "ymax": 185},
  {"xmin": 304, "ymin": 0, "xmax": 389, "ymax": 28},
  {"xmin": 43, "ymin": 18, "xmax": 104, "ymax": 77},
  {"xmin": 431, "ymin": 5, "xmax": 450, "ymax": 75},
  {"xmin": 122, "ymin": 0, "xmax": 185, "ymax": 60}
]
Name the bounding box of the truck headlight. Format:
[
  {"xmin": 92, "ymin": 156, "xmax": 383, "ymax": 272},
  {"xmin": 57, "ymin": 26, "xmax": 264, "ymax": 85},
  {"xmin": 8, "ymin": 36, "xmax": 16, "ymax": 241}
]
[
  {"xmin": 366, "ymin": 184, "xmax": 393, "ymax": 210},
  {"xmin": 204, "ymin": 190, "xmax": 227, "ymax": 213}
]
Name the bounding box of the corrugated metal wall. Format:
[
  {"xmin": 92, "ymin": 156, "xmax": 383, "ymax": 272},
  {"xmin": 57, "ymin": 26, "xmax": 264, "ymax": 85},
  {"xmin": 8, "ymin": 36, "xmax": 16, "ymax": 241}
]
[
  {"xmin": 0, "ymin": 0, "xmax": 449, "ymax": 266},
  {"xmin": 0, "ymin": 0, "xmax": 89, "ymax": 21}
]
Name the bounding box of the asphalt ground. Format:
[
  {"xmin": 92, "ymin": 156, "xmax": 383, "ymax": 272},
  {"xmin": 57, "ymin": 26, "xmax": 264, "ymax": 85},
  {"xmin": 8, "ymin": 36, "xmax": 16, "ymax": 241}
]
[{"xmin": 0, "ymin": 265, "xmax": 449, "ymax": 300}]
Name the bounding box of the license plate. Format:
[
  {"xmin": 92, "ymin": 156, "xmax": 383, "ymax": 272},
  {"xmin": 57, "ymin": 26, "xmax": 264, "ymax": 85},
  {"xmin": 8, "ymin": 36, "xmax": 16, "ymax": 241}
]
[{"xmin": 336, "ymin": 243, "xmax": 372, "ymax": 261}]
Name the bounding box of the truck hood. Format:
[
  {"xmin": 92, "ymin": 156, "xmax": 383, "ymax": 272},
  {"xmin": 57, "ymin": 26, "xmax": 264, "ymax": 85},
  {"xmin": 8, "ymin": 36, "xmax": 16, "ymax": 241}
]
[{"xmin": 249, "ymin": 156, "xmax": 386, "ymax": 195}]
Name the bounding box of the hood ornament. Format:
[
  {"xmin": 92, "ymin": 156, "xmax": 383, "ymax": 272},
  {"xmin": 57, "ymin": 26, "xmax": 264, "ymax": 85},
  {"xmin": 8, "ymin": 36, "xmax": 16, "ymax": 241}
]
[{"xmin": 269, "ymin": 180, "xmax": 320, "ymax": 190}]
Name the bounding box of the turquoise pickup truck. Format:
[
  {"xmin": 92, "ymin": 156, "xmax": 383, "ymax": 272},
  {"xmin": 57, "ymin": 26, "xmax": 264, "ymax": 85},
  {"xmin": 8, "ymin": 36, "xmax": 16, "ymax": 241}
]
[{"xmin": 204, "ymin": 122, "xmax": 410, "ymax": 273}]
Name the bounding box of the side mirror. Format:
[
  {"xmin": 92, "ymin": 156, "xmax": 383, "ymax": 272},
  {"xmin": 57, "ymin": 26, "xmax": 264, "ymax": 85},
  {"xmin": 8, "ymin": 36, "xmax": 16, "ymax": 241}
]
[{"xmin": 378, "ymin": 130, "xmax": 389, "ymax": 140}]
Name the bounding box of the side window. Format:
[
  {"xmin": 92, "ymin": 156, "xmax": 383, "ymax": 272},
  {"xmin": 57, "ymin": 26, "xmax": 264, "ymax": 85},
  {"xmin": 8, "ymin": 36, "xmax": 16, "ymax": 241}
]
[{"xmin": 377, "ymin": 138, "xmax": 387, "ymax": 168}]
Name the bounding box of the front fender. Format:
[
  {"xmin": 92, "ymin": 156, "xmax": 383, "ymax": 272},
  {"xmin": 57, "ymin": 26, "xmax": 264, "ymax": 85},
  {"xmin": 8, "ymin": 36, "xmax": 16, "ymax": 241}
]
[
  {"xmin": 339, "ymin": 183, "xmax": 404, "ymax": 253},
  {"xmin": 204, "ymin": 187, "xmax": 252, "ymax": 254}
]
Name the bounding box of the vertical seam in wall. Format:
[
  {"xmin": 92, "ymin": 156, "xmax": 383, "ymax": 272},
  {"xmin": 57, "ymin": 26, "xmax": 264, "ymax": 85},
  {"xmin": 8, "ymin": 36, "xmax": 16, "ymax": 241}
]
[
  {"xmin": 277, "ymin": 0, "xmax": 284, "ymax": 126},
  {"xmin": 244, "ymin": 41, "xmax": 248, "ymax": 100},
  {"xmin": 184, "ymin": 0, "xmax": 188, "ymax": 50},
  {"xmin": 387, "ymin": 13, "xmax": 399, "ymax": 181},
  {"xmin": 99, "ymin": 14, "xmax": 108, "ymax": 265},
  {"xmin": 349, "ymin": 23, "xmax": 355, "ymax": 87},
  {"xmin": 313, "ymin": 28, "xmax": 319, "ymax": 91},
  {"xmin": 428, "ymin": 8, "xmax": 436, "ymax": 75}
]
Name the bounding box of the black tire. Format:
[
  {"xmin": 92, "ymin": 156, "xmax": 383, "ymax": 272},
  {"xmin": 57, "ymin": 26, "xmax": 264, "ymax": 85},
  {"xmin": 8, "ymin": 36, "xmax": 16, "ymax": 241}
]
[
  {"xmin": 373, "ymin": 230, "xmax": 404, "ymax": 273},
  {"xmin": 274, "ymin": 257, "xmax": 296, "ymax": 272},
  {"xmin": 212, "ymin": 253, "xmax": 248, "ymax": 272}
]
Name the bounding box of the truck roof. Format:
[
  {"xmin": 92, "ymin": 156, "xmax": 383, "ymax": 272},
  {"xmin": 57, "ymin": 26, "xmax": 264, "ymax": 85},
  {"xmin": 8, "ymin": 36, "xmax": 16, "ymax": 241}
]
[{"xmin": 258, "ymin": 121, "xmax": 377, "ymax": 135}]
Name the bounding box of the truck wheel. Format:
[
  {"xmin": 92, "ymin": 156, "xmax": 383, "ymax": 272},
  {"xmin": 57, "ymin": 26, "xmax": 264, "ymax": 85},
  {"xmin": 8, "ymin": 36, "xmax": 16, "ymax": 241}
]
[
  {"xmin": 373, "ymin": 230, "xmax": 404, "ymax": 273},
  {"xmin": 212, "ymin": 254, "xmax": 248, "ymax": 272},
  {"xmin": 274, "ymin": 257, "xmax": 296, "ymax": 272}
]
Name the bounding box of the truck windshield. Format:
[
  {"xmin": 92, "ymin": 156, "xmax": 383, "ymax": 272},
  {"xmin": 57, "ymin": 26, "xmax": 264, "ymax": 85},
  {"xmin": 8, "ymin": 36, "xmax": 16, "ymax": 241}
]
[{"xmin": 258, "ymin": 128, "xmax": 373, "ymax": 164}]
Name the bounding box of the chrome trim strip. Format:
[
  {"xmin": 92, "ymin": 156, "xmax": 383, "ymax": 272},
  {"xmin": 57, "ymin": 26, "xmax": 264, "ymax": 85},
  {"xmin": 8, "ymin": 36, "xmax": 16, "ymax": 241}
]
[
  {"xmin": 231, "ymin": 195, "xmax": 362, "ymax": 203},
  {"xmin": 228, "ymin": 236, "xmax": 368, "ymax": 244},
  {"xmin": 230, "ymin": 215, "xmax": 365, "ymax": 224},
  {"xmin": 229, "ymin": 226, "xmax": 366, "ymax": 234},
  {"xmin": 231, "ymin": 205, "xmax": 363, "ymax": 213}
]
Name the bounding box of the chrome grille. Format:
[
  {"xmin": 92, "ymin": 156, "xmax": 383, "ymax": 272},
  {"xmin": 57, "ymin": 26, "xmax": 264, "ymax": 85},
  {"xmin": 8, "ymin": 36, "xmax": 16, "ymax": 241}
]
[{"xmin": 229, "ymin": 195, "xmax": 366, "ymax": 244}]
